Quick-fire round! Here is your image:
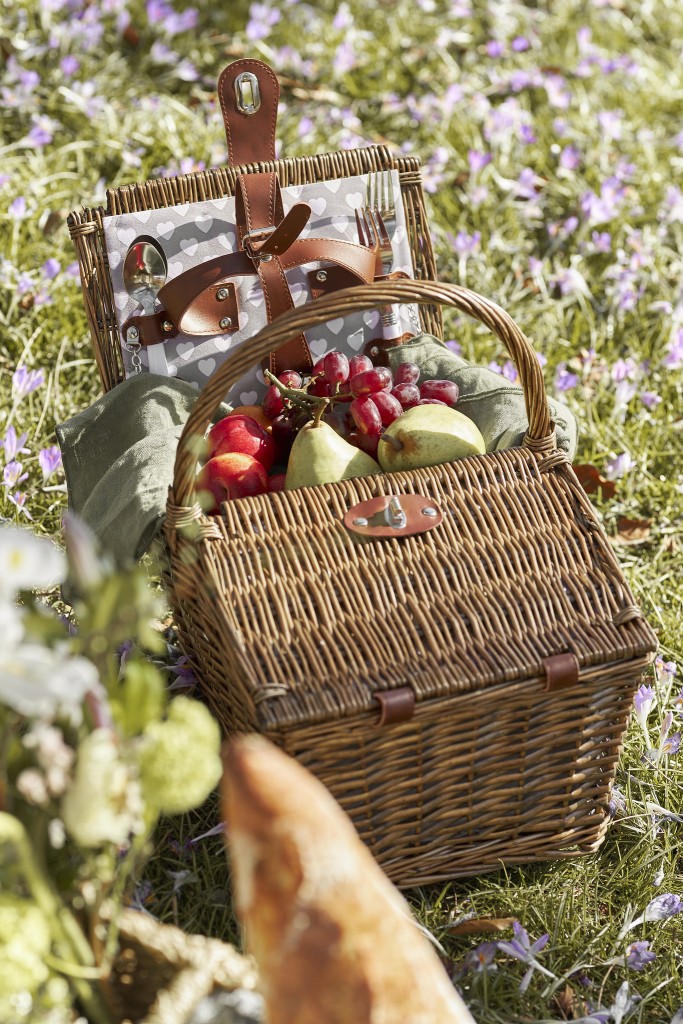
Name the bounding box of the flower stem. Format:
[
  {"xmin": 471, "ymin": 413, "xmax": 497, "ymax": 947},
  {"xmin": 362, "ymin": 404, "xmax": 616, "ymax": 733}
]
[{"xmin": 0, "ymin": 813, "xmax": 114, "ymax": 1024}]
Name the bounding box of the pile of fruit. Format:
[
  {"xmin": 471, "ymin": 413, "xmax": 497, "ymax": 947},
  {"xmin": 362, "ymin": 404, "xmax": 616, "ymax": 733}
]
[{"xmin": 197, "ymin": 350, "xmax": 486, "ymax": 511}]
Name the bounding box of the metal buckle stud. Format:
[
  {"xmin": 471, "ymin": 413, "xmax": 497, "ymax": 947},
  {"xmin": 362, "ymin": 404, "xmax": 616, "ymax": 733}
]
[{"xmin": 234, "ymin": 72, "xmax": 261, "ymax": 115}]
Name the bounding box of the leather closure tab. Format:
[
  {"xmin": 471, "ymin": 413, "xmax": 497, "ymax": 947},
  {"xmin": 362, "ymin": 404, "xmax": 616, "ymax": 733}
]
[
  {"xmin": 375, "ymin": 687, "xmax": 415, "ymax": 727},
  {"xmin": 542, "ymin": 653, "xmax": 580, "ymax": 692},
  {"xmin": 344, "ymin": 494, "xmax": 442, "ymax": 538},
  {"xmin": 244, "ymin": 202, "xmax": 312, "ymax": 260},
  {"xmin": 218, "ymin": 59, "xmax": 280, "ymax": 167},
  {"xmin": 121, "ymin": 309, "xmax": 177, "ymax": 347}
]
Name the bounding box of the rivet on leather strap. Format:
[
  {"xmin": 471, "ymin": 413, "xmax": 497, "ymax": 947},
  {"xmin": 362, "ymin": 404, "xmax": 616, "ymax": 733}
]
[
  {"xmin": 542, "ymin": 653, "xmax": 580, "ymax": 692},
  {"xmin": 375, "ymin": 687, "xmax": 416, "ymax": 726}
]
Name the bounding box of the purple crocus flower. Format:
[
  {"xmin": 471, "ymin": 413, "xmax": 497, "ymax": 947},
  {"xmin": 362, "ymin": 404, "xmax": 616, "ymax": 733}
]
[
  {"xmin": 60, "ymin": 55, "xmax": 80, "ymax": 77},
  {"xmin": 38, "ymin": 445, "xmax": 62, "ymax": 480},
  {"xmin": 3, "ymin": 461, "xmax": 28, "ymax": 487},
  {"xmin": 1, "ymin": 427, "xmax": 29, "ymax": 461},
  {"xmin": 604, "ymin": 451, "xmax": 633, "ymax": 480},
  {"xmin": 625, "ymin": 940, "xmax": 656, "ymax": 971},
  {"xmin": 591, "ymin": 230, "xmax": 612, "ymax": 253},
  {"xmin": 662, "ymin": 328, "xmax": 683, "ymax": 370},
  {"xmin": 516, "ymin": 167, "xmax": 538, "ymax": 199},
  {"xmin": 511, "ymin": 35, "xmax": 530, "ymax": 51},
  {"xmin": 12, "ymin": 366, "xmax": 45, "ymax": 399},
  {"xmin": 486, "ymin": 39, "xmax": 505, "ymax": 57},
  {"xmin": 555, "ymin": 363, "xmax": 579, "ymax": 392},
  {"xmin": 468, "ymin": 149, "xmax": 492, "ymax": 173},
  {"xmin": 545, "ymin": 73, "xmax": 571, "ymax": 108},
  {"xmin": 645, "ymin": 894, "xmax": 683, "ymax": 921},
  {"xmin": 461, "ymin": 941, "xmax": 499, "ymax": 973},
  {"xmin": 246, "ymin": 2, "xmax": 281, "ymax": 41},
  {"xmin": 9, "ymin": 196, "xmax": 26, "ymax": 219},
  {"xmin": 42, "ymin": 258, "xmax": 61, "ymax": 280},
  {"xmin": 655, "ymin": 658, "xmax": 677, "ymax": 685},
  {"xmin": 497, "ymin": 921, "xmax": 554, "ymax": 992},
  {"xmin": 559, "ymin": 144, "xmax": 582, "ymax": 171},
  {"xmin": 597, "ymin": 109, "xmax": 623, "ymax": 140},
  {"xmin": 640, "ymin": 391, "xmax": 662, "ymax": 410},
  {"xmin": 519, "ymin": 123, "xmax": 537, "ymax": 145},
  {"xmin": 451, "ymin": 230, "xmax": 481, "ymax": 256},
  {"xmin": 8, "ymin": 491, "xmax": 32, "ymax": 519},
  {"xmin": 445, "ymin": 339, "xmax": 462, "ymax": 355}
]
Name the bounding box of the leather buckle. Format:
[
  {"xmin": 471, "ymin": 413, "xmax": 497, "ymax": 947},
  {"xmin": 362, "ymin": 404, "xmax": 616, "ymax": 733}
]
[{"xmin": 243, "ymin": 227, "xmax": 276, "ymax": 263}]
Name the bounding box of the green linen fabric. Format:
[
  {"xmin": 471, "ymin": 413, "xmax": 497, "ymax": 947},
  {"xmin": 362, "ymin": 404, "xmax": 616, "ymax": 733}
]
[
  {"xmin": 385, "ymin": 334, "xmax": 577, "ymax": 456},
  {"xmin": 56, "ymin": 374, "xmax": 230, "ymax": 565},
  {"xmin": 56, "ymin": 335, "xmax": 576, "ymax": 566}
]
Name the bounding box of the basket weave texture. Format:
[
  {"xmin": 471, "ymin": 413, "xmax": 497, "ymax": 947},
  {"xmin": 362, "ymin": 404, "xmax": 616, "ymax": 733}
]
[
  {"xmin": 162, "ymin": 278, "xmax": 658, "ymax": 887},
  {"xmin": 67, "ymin": 145, "xmax": 441, "ymax": 394},
  {"xmin": 104, "ymin": 909, "xmax": 257, "ymax": 1024}
]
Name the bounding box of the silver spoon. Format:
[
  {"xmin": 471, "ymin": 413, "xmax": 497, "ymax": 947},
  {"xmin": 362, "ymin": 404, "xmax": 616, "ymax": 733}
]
[{"xmin": 122, "ymin": 235, "xmax": 169, "ymax": 376}]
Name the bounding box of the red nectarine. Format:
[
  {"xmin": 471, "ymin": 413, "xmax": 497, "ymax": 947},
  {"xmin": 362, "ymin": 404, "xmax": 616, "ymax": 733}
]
[
  {"xmin": 197, "ymin": 453, "xmax": 268, "ymax": 512},
  {"xmin": 207, "ymin": 414, "xmax": 275, "ymax": 471}
]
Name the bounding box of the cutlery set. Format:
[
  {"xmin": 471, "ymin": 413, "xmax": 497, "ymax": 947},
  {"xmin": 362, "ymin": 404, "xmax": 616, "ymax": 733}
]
[{"xmin": 121, "ymin": 170, "xmax": 408, "ymax": 376}]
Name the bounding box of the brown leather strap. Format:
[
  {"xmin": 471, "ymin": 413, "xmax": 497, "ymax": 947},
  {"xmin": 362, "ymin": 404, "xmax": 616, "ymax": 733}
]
[
  {"xmin": 121, "ymin": 309, "xmax": 177, "ymax": 347},
  {"xmin": 155, "ymin": 238, "xmax": 377, "ymax": 338},
  {"xmin": 542, "ymin": 653, "xmax": 579, "ymax": 691},
  {"xmin": 246, "ymin": 203, "xmax": 311, "ymax": 258},
  {"xmin": 374, "ymin": 687, "xmax": 415, "ymax": 726},
  {"xmin": 235, "ymin": 171, "xmax": 312, "ymax": 373},
  {"xmin": 217, "ymin": 59, "xmax": 280, "ymax": 167}
]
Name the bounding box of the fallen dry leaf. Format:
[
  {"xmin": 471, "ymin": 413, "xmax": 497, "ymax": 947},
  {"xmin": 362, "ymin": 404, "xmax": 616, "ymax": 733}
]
[
  {"xmin": 446, "ymin": 916, "xmax": 516, "ymax": 936},
  {"xmin": 573, "ymin": 463, "xmax": 616, "ymax": 499},
  {"xmin": 613, "ymin": 517, "xmax": 653, "ymax": 546},
  {"xmin": 551, "ymin": 983, "xmax": 586, "ymax": 1020}
]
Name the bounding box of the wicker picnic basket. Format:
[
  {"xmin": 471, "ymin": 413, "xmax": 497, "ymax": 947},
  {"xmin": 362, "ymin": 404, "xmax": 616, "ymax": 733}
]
[{"xmin": 163, "ymin": 277, "xmax": 658, "ymax": 887}]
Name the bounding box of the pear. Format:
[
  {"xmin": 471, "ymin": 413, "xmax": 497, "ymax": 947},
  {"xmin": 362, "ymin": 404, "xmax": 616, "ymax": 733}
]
[
  {"xmin": 285, "ymin": 419, "xmax": 382, "ymax": 490},
  {"xmin": 378, "ymin": 404, "xmax": 486, "ymax": 473}
]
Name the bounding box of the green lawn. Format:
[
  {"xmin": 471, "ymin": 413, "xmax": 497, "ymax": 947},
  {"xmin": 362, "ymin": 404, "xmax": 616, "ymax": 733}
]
[{"xmin": 1, "ymin": 1, "xmax": 682, "ymax": 1020}]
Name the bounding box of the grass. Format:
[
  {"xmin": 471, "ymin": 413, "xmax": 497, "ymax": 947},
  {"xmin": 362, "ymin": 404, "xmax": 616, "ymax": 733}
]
[{"xmin": 1, "ymin": 0, "xmax": 682, "ymax": 1020}]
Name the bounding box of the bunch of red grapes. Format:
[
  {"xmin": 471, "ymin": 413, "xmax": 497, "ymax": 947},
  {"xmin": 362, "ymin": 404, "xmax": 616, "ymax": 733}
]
[{"xmin": 262, "ymin": 350, "xmax": 460, "ymax": 459}]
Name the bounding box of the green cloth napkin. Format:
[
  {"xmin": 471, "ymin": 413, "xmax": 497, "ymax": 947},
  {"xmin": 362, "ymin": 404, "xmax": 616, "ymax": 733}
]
[
  {"xmin": 56, "ymin": 374, "xmax": 230, "ymax": 565},
  {"xmin": 56, "ymin": 335, "xmax": 576, "ymax": 567},
  {"xmin": 386, "ymin": 334, "xmax": 577, "ymax": 457}
]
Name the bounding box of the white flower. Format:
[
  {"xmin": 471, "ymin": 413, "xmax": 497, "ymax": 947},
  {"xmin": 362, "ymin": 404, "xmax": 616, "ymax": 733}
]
[
  {"xmin": 0, "ymin": 643, "xmax": 102, "ymax": 723},
  {"xmin": 0, "ymin": 601, "xmax": 24, "ymax": 649},
  {"xmin": 16, "ymin": 768, "xmax": 49, "ymax": 807},
  {"xmin": 0, "ymin": 525, "xmax": 65, "ymax": 599},
  {"xmin": 61, "ymin": 730, "xmax": 144, "ymax": 848},
  {"xmin": 23, "ymin": 724, "xmax": 75, "ymax": 796}
]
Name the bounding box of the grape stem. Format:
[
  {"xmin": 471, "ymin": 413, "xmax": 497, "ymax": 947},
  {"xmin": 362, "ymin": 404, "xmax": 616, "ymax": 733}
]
[{"xmin": 264, "ymin": 370, "xmax": 320, "ymax": 411}]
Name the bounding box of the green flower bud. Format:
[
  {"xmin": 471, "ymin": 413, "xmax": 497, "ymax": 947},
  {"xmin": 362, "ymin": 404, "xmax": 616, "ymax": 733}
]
[{"xmin": 139, "ymin": 697, "xmax": 221, "ymax": 814}]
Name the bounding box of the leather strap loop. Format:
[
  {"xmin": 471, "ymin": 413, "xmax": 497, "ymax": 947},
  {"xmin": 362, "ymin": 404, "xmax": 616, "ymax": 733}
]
[{"xmin": 217, "ymin": 59, "xmax": 280, "ymax": 168}]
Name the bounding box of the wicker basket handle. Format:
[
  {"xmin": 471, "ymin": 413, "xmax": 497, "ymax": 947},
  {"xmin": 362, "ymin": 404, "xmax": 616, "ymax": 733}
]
[{"xmin": 171, "ymin": 279, "xmax": 555, "ymax": 507}]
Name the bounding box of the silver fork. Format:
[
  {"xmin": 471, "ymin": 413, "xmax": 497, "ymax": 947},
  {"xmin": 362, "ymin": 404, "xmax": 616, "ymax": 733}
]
[{"xmin": 355, "ymin": 172, "xmax": 402, "ymax": 340}]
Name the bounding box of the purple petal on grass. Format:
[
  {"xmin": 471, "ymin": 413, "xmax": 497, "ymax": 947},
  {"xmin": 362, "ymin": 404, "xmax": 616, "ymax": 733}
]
[
  {"xmin": 8, "ymin": 492, "xmax": 32, "ymax": 519},
  {"xmin": 486, "ymin": 40, "xmax": 505, "ymax": 57},
  {"xmin": 3, "ymin": 461, "xmax": 28, "ymax": 487},
  {"xmin": 511, "ymin": 35, "xmax": 530, "ymax": 51},
  {"xmin": 639, "ymin": 389, "xmax": 662, "ymax": 408},
  {"xmin": 445, "ymin": 339, "xmax": 462, "ymax": 355},
  {"xmin": 467, "ymin": 149, "xmax": 492, "ymax": 173},
  {"xmin": 38, "ymin": 445, "xmax": 62, "ymax": 480},
  {"xmin": 190, "ymin": 821, "xmax": 226, "ymax": 844},
  {"xmin": 60, "ymin": 55, "xmax": 80, "ymax": 76}
]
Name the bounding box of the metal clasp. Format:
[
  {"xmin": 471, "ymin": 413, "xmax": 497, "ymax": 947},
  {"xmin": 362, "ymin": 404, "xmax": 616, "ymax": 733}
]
[
  {"xmin": 385, "ymin": 496, "xmax": 406, "ymax": 529},
  {"xmin": 234, "ymin": 72, "xmax": 261, "ymax": 115}
]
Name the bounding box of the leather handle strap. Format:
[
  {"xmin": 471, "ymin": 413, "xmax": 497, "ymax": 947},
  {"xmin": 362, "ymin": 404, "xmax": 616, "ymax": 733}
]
[
  {"xmin": 217, "ymin": 59, "xmax": 280, "ymax": 168},
  {"xmin": 154, "ymin": 237, "xmax": 377, "ymax": 338}
]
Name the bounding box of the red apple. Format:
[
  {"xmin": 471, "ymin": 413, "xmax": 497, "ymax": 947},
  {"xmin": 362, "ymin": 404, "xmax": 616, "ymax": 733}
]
[
  {"xmin": 268, "ymin": 472, "xmax": 287, "ymax": 493},
  {"xmin": 197, "ymin": 453, "xmax": 268, "ymax": 513},
  {"xmin": 207, "ymin": 414, "xmax": 275, "ymax": 471}
]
